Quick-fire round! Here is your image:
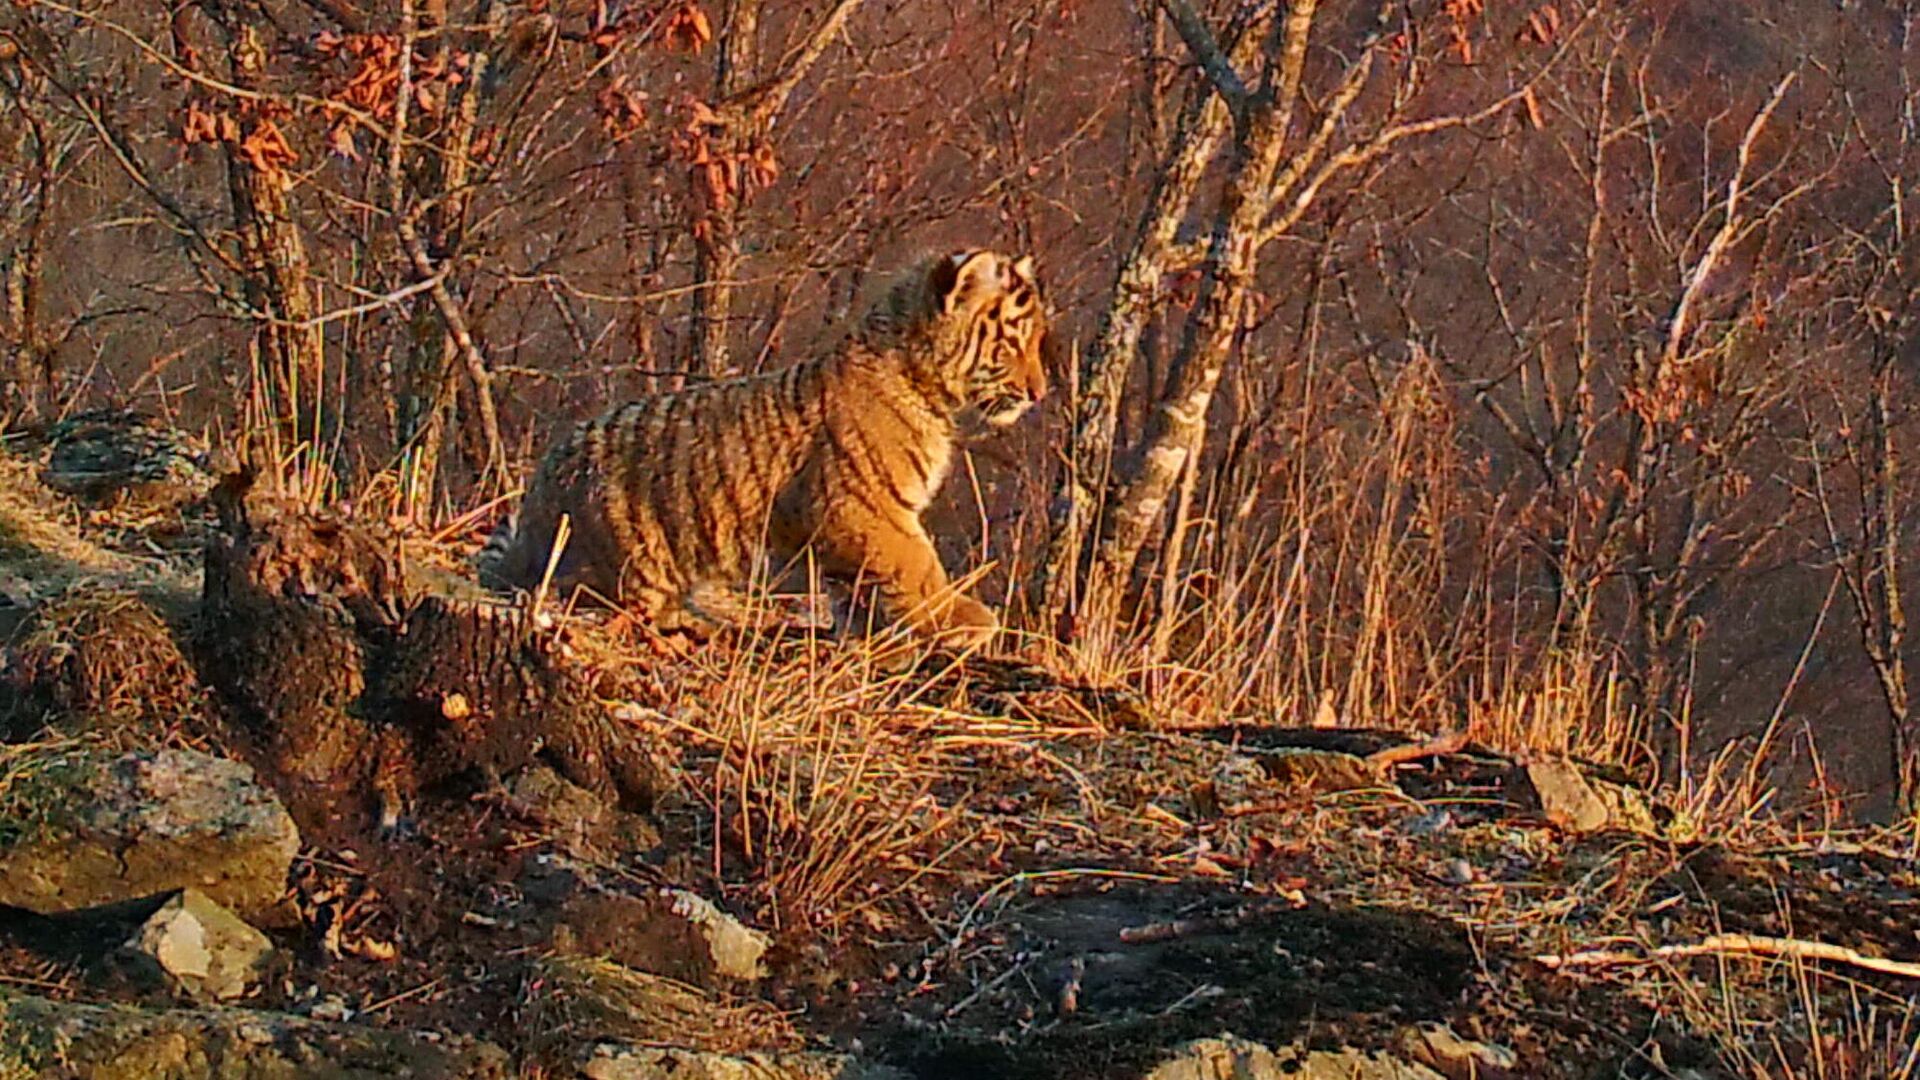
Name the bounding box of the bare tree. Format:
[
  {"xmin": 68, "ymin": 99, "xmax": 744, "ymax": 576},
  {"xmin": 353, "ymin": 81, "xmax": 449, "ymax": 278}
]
[
  {"xmin": 684, "ymin": 0, "xmax": 867, "ymax": 376},
  {"xmin": 1043, "ymin": 0, "xmax": 1581, "ymax": 634}
]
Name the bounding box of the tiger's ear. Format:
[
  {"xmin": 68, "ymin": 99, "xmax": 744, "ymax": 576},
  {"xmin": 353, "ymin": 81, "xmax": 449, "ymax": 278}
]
[
  {"xmin": 928, "ymin": 252, "xmax": 967, "ymax": 311},
  {"xmin": 1011, "ymin": 254, "xmax": 1035, "ymax": 282},
  {"xmin": 931, "ymin": 251, "xmax": 994, "ymax": 313}
]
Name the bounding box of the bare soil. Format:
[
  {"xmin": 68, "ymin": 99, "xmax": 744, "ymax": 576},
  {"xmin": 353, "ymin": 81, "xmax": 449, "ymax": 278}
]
[{"xmin": 2, "ymin": 445, "xmax": 1917, "ymax": 1078}]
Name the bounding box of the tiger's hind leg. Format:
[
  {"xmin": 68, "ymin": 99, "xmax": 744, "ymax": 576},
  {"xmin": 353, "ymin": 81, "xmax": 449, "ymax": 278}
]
[{"xmin": 616, "ymin": 564, "xmax": 720, "ymax": 643}]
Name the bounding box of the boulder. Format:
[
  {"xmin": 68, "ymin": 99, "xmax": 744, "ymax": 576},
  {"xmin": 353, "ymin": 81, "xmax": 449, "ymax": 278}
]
[
  {"xmin": 1146, "ymin": 1035, "xmax": 1445, "ymax": 1080},
  {"xmin": 507, "ymin": 765, "xmax": 662, "ymax": 856},
  {"xmin": 552, "ymin": 888, "xmax": 769, "ymax": 988},
  {"xmin": 122, "ymin": 888, "xmax": 275, "ymax": 1002},
  {"xmin": 1505, "ymin": 759, "xmax": 1658, "ymax": 835},
  {"xmin": 581, "ymin": 1044, "xmax": 908, "ymax": 1080},
  {"xmin": 523, "ymin": 954, "xmax": 798, "ymax": 1069},
  {"xmin": 664, "ymin": 889, "xmax": 770, "ymax": 983},
  {"xmin": 0, "ymin": 988, "xmax": 509, "ymax": 1079},
  {"xmin": 0, "ymin": 749, "xmax": 299, "ymax": 924},
  {"xmin": 1397, "ymin": 1022, "xmax": 1520, "ymax": 1079}
]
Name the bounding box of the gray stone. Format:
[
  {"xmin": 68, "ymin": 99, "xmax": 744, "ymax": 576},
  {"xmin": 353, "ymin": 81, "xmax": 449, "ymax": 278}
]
[
  {"xmin": 0, "ymin": 988, "xmax": 510, "ymax": 1078},
  {"xmin": 663, "ymin": 889, "xmax": 770, "ymax": 982},
  {"xmin": 508, "ymin": 765, "xmax": 662, "ymax": 856},
  {"xmin": 1146, "ymin": 1035, "xmax": 1445, "ymax": 1080},
  {"xmin": 1398, "ymin": 1022, "xmax": 1520, "ymax": 1079},
  {"xmin": 1506, "ymin": 758, "xmax": 1658, "ymax": 835},
  {"xmin": 581, "ymin": 1043, "xmax": 909, "ymax": 1080},
  {"xmin": 0, "ymin": 749, "xmax": 300, "ymax": 923},
  {"xmin": 123, "ymin": 888, "xmax": 275, "ymax": 1002}
]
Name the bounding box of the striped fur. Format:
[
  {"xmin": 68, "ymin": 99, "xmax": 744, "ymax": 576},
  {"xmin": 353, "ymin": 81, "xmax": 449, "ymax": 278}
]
[{"xmin": 474, "ymin": 250, "xmax": 1048, "ymax": 646}]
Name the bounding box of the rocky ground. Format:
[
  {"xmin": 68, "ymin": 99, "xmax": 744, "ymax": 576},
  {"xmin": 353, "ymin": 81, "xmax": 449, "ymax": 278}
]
[{"xmin": 2, "ymin": 414, "xmax": 1918, "ymax": 1080}]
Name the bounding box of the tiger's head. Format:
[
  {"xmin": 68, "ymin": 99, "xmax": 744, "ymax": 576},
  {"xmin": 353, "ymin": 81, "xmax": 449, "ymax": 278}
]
[{"xmin": 927, "ymin": 250, "xmax": 1050, "ymax": 428}]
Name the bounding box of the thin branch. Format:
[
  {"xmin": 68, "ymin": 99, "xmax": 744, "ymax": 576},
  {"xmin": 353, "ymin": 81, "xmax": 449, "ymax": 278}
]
[
  {"xmin": 397, "ymin": 213, "xmax": 506, "ymax": 486},
  {"xmin": 278, "ymin": 273, "xmax": 446, "ymax": 330},
  {"xmin": 1536, "ymin": 933, "xmax": 1920, "ymax": 980},
  {"xmin": 735, "ymin": 0, "xmax": 865, "ymax": 127},
  {"xmin": 1255, "ymin": 51, "xmax": 1578, "ymax": 250},
  {"xmin": 1157, "ymin": 0, "xmax": 1250, "ymax": 110},
  {"xmin": 1662, "ymin": 71, "xmax": 1797, "ymax": 367}
]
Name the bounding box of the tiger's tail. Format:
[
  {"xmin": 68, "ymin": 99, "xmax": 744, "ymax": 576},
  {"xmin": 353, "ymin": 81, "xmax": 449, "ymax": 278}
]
[{"xmin": 471, "ymin": 510, "xmax": 520, "ymax": 590}]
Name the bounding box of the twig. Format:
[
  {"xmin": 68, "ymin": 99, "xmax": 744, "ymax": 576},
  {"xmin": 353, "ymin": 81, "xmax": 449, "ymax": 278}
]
[
  {"xmin": 942, "ymin": 955, "xmax": 1029, "ymax": 1019},
  {"xmin": 1057, "ymin": 956, "xmax": 1084, "ymax": 1016},
  {"xmin": 531, "ymin": 513, "xmax": 572, "ymax": 616},
  {"xmin": 1365, "ymin": 729, "xmax": 1470, "ymax": 771},
  {"xmin": 1117, "ymin": 898, "xmax": 1296, "ymax": 944},
  {"xmin": 1661, "ymin": 72, "xmax": 1798, "ymax": 368},
  {"xmin": 1535, "ymin": 933, "xmax": 1920, "ymax": 980},
  {"xmin": 396, "ymin": 212, "xmax": 507, "ymax": 487},
  {"xmin": 362, "ymin": 977, "xmax": 445, "ymax": 1014},
  {"xmin": 430, "ymin": 487, "xmax": 524, "ymax": 544}
]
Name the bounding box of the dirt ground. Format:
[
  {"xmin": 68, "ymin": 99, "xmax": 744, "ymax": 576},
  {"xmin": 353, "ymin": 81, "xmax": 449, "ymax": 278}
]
[{"xmin": 3, "ymin": 434, "xmax": 1918, "ymax": 1079}]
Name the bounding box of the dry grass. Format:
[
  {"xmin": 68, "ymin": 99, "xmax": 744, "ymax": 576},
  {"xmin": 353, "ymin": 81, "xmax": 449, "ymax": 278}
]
[
  {"xmin": 3, "ymin": 581, "xmax": 206, "ymax": 739},
  {"xmin": 565, "ymin": 615, "xmax": 1079, "ymax": 935},
  {"xmin": 0, "ymin": 453, "xmax": 140, "ymax": 586}
]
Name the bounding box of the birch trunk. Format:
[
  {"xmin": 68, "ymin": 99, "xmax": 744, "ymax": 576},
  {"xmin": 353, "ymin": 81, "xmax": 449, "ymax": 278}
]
[{"xmin": 1038, "ymin": 6, "xmax": 1273, "ymax": 624}]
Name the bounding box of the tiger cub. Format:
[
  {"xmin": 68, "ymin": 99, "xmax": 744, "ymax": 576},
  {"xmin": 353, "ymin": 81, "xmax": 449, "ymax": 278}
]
[{"xmin": 475, "ymin": 249, "xmax": 1048, "ymax": 647}]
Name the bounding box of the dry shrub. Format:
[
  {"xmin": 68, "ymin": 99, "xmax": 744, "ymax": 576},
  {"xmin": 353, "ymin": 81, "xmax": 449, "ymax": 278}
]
[
  {"xmin": 3, "ymin": 581, "xmax": 205, "ymax": 741},
  {"xmin": 691, "ymin": 635, "xmax": 1003, "ymax": 935},
  {"xmin": 521, "ymin": 953, "xmax": 800, "ymax": 1064}
]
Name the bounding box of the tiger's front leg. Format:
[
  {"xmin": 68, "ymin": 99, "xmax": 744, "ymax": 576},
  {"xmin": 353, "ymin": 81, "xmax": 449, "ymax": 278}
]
[{"xmin": 821, "ymin": 512, "xmax": 998, "ymax": 649}]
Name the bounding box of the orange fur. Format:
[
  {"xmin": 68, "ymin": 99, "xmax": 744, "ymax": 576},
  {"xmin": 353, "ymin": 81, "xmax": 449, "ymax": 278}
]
[{"xmin": 476, "ymin": 250, "xmax": 1048, "ymax": 647}]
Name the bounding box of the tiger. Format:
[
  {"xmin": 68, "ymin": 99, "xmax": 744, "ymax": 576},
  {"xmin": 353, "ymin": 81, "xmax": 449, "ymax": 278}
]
[{"xmin": 474, "ymin": 249, "xmax": 1049, "ymax": 648}]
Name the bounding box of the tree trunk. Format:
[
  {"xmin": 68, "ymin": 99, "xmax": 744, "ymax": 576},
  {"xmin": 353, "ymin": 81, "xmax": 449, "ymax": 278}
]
[
  {"xmin": 396, "ymin": 0, "xmax": 506, "ymax": 511},
  {"xmin": 1865, "ymin": 349, "xmax": 1914, "ymax": 817},
  {"xmin": 1038, "ymin": 7, "xmax": 1271, "ymax": 626},
  {"xmin": 1, "ymin": 89, "xmax": 51, "ymax": 424},
  {"xmin": 1080, "ymin": 1, "xmax": 1319, "ymax": 627},
  {"xmin": 688, "ymin": 0, "xmax": 762, "ymax": 377},
  {"xmin": 212, "ymin": 15, "xmax": 323, "ymax": 479}
]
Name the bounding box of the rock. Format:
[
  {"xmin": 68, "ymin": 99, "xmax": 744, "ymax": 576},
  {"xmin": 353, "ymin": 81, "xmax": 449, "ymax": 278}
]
[
  {"xmin": 508, "ymin": 765, "xmax": 662, "ymax": 856},
  {"xmin": 524, "ymin": 954, "xmax": 799, "ymax": 1068},
  {"xmin": 1398, "ymin": 1022, "xmax": 1520, "ymax": 1079},
  {"xmin": 551, "ymin": 887, "xmax": 769, "ymax": 988},
  {"xmin": 1506, "ymin": 759, "xmax": 1657, "ymax": 835},
  {"xmin": 1205, "ymin": 754, "xmax": 1271, "ymax": 811},
  {"xmin": 0, "ymin": 748, "xmax": 299, "ymax": 924},
  {"xmin": 665, "ymin": 889, "xmax": 770, "ymax": 983},
  {"xmin": 1401, "ymin": 808, "xmax": 1454, "ymax": 836},
  {"xmin": 0, "ymin": 988, "xmax": 509, "ymax": 1078},
  {"xmin": 35, "ymin": 409, "xmax": 217, "ymax": 508},
  {"xmin": 580, "ymin": 1044, "xmax": 909, "ymax": 1080},
  {"xmin": 122, "ymin": 888, "xmax": 274, "ymax": 1002},
  {"xmin": 1146, "ymin": 1035, "xmax": 1445, "ymax": 1080}
]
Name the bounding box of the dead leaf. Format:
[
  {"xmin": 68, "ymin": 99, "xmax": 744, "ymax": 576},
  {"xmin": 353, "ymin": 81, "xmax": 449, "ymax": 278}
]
[
  {"xmin": 345, "ymin": 936, "xmax": 399, "ymax": 962},
  {"xmin": 239, "ymin": 118, "xmax": 297, "ymax": 175}
]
